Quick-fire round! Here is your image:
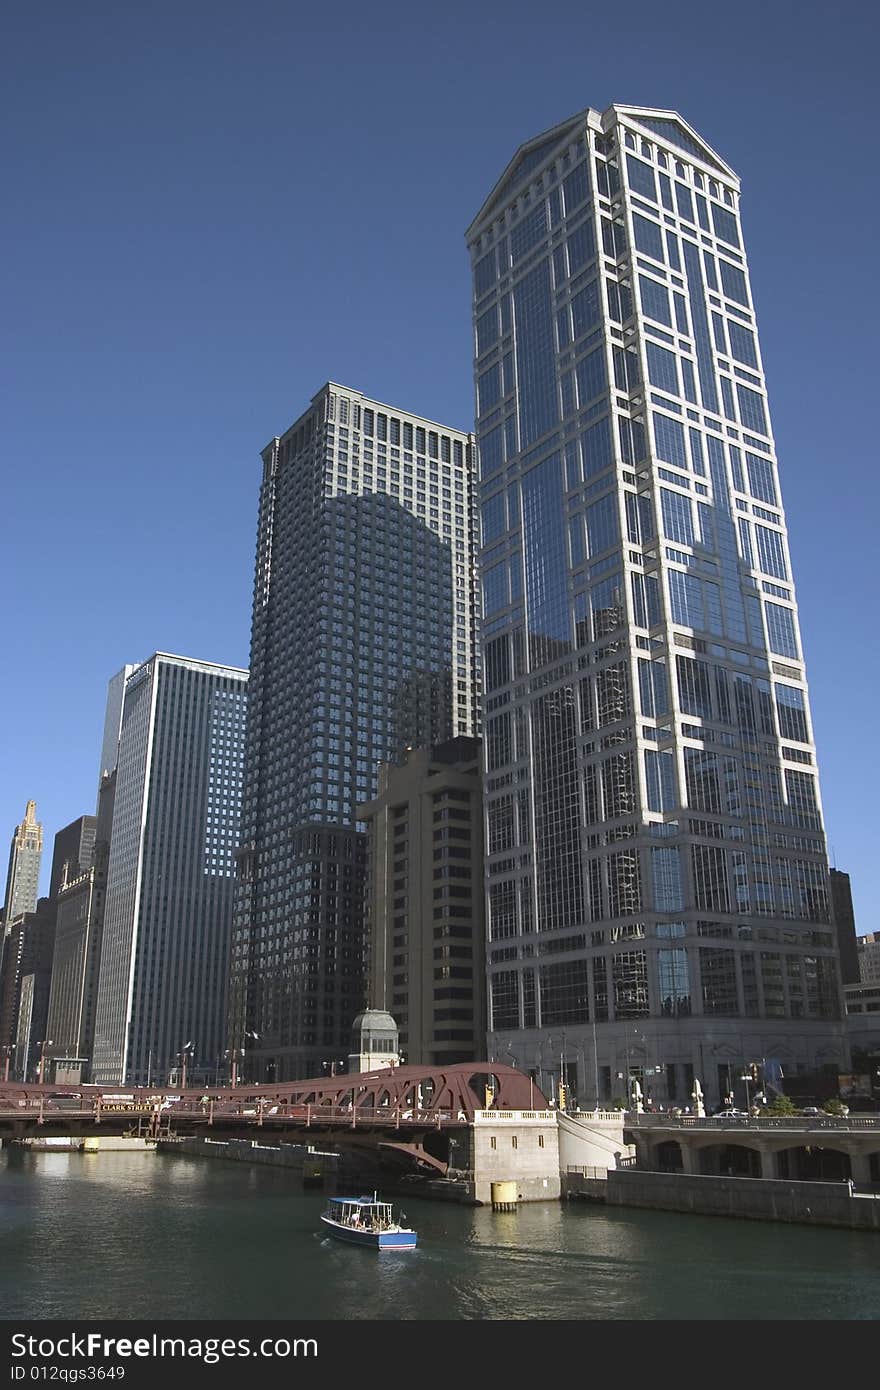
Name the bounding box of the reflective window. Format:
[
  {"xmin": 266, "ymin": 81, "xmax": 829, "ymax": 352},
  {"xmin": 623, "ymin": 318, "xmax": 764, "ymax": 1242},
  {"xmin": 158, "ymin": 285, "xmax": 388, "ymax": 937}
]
[
  {"xmin": 765, "ymin": 603, "xmax": 798, "ymax": 659},
  {"xmin": 674, "ymin": 182, "xmax": 694, "ymax": 222},
  {"xmin": 514, "ymin": 261, "xmax": 559, "ymax": 447},
  {"xmin": 571, "ymin": 279, "xmax": 601, "ymax": 338},
  {"xmin": 655, "ymin": 417, "xmax": 688, "ymax": 471},
  {"xmin": 745, "ymin": 452, "xmax": 777, "ymax": 505},
  {"xmin": 737, "ymin": 384, "xmax": 768, "ymax": 435},
  {"xmin": 775, "ymin": 684, "xmax": 808, "ymax": 742},
  {"xmin": 711, "ymin": 203, "xmax": 740, "ymax": 247},
  {"xmin": 755, "ymin": 525, "xmax": 788, "ymax": 580},
  {"xmin": 652, "ymin": 845, "xmax": 684, "ymax": 910},
  {"xmin": 647, "ymin": 342, "xmax": 679, "ymax": 395},
  {"xmin": 626, "ymin": 154, "xmax": 656, "ymax": 201},
  {"xmin": 632, "ymin": 213, "xmax": 664, "ymax": 262},
  {"xmin": 682, "ymin": 242, "xmax": 719, "ymax": 413},
  {"xmin": 658, "ymin": 947, "xmax": 691, "ymax": 1016},
  {"xmin": 639, "ymin": 275, "xmax": 671, "ymax": 325},
  {"xmin": 645, "ymin": 751, "xmax": 677, "ymax": 813},
  {"xmin": 719, "ymin": 260, "xmax": 748, "ymax": 305},
  {"xmin": 728, "ymin": 321, "xmax": 758, "ymax": 368}
]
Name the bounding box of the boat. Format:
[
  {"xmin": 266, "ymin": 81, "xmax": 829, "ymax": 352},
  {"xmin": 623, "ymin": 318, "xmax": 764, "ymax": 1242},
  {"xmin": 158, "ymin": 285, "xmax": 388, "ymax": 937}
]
[{"xmin": 320, "ymin": 1193, "xmax": 417, "ymax": 1250}]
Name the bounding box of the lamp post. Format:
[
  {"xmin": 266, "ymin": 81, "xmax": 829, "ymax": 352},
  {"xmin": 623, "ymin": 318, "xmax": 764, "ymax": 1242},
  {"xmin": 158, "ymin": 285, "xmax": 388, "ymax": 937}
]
[
  {"xmin": 178, "ymin": 1041, "xmax": 194, "ymax": 1092},
  {"xmin": 37, "ymin": 1040, "xmax": 54, "ymax": 1085},
  {"xmin": 2, "ymin": 1044, "xmax": 13, "ymax": 1084}
]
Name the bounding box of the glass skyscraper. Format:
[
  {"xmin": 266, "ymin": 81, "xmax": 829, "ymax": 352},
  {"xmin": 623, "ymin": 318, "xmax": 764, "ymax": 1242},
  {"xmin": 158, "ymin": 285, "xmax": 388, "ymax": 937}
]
[
  {"xmin": 91, "ymin": 653, "xmax": 248, "ymax": 1085},
  {"xmin": 467, "ymin": 105, "xmax": 844, "ymax": 1109},
  {"xmin": 230, "ymin": 383, "xmax": 479, "ymax": 1081}
]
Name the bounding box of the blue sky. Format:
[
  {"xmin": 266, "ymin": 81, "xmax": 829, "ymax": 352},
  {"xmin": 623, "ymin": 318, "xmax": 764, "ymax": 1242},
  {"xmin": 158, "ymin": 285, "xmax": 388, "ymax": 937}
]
[{"xmin": 2, "ymin": 0, "xmax": 878, "ymax": 929}]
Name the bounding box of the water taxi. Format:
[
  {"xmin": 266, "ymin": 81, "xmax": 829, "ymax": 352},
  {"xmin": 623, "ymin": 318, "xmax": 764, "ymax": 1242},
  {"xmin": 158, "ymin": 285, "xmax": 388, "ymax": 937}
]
[{"xmin": 320, "ymin": 1194, "xmax": 417, "ymax": 1250}]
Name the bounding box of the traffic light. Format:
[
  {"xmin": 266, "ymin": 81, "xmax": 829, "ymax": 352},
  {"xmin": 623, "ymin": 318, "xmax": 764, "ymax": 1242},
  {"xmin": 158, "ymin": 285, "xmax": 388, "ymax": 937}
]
[{"xmin": 750, "ymin": 1063, "xmax": 759, "ymax": 1081}]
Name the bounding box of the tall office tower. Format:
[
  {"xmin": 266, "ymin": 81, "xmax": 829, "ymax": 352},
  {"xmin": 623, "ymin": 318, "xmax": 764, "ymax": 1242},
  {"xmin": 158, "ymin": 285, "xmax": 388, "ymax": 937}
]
[
  {"xmin": 91, "ymin": 654, "xmax": 248, "ymax": 1085},
  {"xmin": 45, "ymin": 778, "xmax": 116, "ymax": 1081},
  {"xmin": 829, "ymin": 869, "xmax": 859, "ymax": 986},
  {"xmin": 0, "ymin": 899, "xmax": 55, "ymax": 1069},
  {"xmin": 48, "ymin": 816, "xmax": 97, "ymax": 902},
  {"xmin": 231, "ymin": 383, "xmax": 480, "ymax": 1081},
  {"xmin": 467, "ymin": 105, "xmax": 843, "ymax": 1109},
  {"xmin": 359, "ymin": 736, "xmax": 486, "ymax": 1066},
  {"xmin": 3, "ymin": 801, "xmax": 43, "ymax": 925}
]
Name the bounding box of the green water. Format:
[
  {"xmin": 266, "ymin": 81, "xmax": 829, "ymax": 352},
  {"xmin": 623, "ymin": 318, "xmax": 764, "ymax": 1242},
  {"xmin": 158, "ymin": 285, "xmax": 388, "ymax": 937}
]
[{"xmin": 1, "ymin": 1149, "xmax": 878, "ymax": 1320}]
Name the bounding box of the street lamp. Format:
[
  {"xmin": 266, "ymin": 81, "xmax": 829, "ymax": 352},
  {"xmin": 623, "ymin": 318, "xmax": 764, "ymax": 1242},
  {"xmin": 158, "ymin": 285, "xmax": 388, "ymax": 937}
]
[
  {"xmin": 2, "ymin": 1044, "xmax": 14, "ymax": 1084},
  {"xmin": 36, "ymin": 1040, "xmax": 54, "ymax": 1085}
]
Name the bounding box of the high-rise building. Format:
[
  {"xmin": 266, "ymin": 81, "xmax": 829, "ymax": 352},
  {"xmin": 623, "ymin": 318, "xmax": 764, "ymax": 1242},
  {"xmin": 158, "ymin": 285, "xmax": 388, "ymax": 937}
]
[
  {"xmin": 3, "ymin": 800, "xmax": 43, "ymax": 926},
  {"xmin": 231, "ymin": 383, "xmax": 480, "ymax": 1081},
  {"xmin": 359, "ymin": 736, "xmax": 486, "ymax": 1066},
  {"xmin": 829, "ymin": 869, "xmax": 859, "ymax": 986},
  {"xmin": 857, "ymin": 934, "xmax": 880, "ymax": 985},
  {"xmin": 467, "ymin": 105, "xmax": 844, "ymax": 1108},
  {"xmin": 0, "ymin": 899, "xmax": 55, "ymax": 1074},
  {"xmin": 91, "ymin": 654, "xmax": 248, "ymax": 1085},
  {"xmin": 45, "ymin": 777, "xmax": 116, "ymax": 1080},
  {"xmin": 48, "ymin": 816, "xmax": 97, "ymax": 903}
]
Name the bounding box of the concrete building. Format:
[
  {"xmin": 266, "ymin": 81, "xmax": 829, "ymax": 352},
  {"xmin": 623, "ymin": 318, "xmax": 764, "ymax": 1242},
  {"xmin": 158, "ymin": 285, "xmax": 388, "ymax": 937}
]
[
  {"xmin": 45, "ymin": 776, "xmax": 116, "ymax": 1081},
  {"xmin": 230, "ymin": 383, "xmax": 480, "ymax": 1081},
  {"xmin": 91, "ymin": 654, "xmax": 248, "ymax": 1085},
  {"xmin": 2, "ymin": 800, "xmax": 43, "ymax": 926},
  {"xmin": 857, "ymin": 933, "xmax": 880, "ymax": 985},
  {"xmin": 47, "ymin": 816, "xmax": 97, "ymax": 904},
  {"xmin": 359, "ymin": 736, "xmax": 486, "ymax": 1066},
  {"xmin": 0, "ymin": 898, "xmax": 55, "ymax": 1077},
  {"xmin": 467, "ymin": 104, "xmax": 845, "ymax": 1110}
]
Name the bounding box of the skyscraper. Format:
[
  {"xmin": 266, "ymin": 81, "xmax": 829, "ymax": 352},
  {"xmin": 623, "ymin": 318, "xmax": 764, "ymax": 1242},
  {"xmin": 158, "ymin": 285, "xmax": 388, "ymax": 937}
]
[
  {"xmin": 45, "ymin": 779, "xmax": 115, "ymax": 1080},
  {"xmin": 91, "ymin": 654, "xmax": 248, "ymax": 1085},
  {"xmin": 467, "ymin": 105, "xmax": 843, "ymax": 1108},
  {"xmin": 3, "ymin": 800, "xmax": 43, "ymax": 926},
  {"xmin": 231, "ymin": 383, "xmax": 480, "ymax": 1081}
]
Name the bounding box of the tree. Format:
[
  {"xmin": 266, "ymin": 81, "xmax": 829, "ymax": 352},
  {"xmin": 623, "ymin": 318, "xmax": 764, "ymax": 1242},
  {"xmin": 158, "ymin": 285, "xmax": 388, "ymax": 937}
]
[
  {"xmin": 767, "ymin": 1093, "xmax": 798, "ymax": 1116},
  {"xmin": 822, "ymin": 1097, "xmax": 845, "ymax": 1116}
]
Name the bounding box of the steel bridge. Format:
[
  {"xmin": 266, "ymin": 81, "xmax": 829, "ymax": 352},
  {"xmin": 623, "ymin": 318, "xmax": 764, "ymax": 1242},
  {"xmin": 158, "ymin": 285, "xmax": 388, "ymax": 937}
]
[{"xmin": 0, "ymin": 1063, "xmax": 545, "ymax": 1173}]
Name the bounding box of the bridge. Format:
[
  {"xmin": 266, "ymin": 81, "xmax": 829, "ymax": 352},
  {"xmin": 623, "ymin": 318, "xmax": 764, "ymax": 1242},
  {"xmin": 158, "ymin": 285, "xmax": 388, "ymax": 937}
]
[
  {"xmin": 0, "ymin": 1064, "xmax": 547, "ymax": 1178},
  {"xmin": 622, "ymin": 1112, "xmax": 880, "ymax": 1185}
]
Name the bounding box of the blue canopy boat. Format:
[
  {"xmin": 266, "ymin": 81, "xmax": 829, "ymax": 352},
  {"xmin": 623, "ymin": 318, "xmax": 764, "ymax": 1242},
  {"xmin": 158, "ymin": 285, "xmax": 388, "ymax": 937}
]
[{"xmin": 320, "ymin": 1194, "xmax": 417, "ymax": 1250}]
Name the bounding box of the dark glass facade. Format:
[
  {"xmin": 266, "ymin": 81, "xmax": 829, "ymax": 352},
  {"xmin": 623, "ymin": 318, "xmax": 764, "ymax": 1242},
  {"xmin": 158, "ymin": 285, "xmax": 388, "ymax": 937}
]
[{"xmin": 230, "ymin": 384, "xmax": 479, "ymax": 1081}]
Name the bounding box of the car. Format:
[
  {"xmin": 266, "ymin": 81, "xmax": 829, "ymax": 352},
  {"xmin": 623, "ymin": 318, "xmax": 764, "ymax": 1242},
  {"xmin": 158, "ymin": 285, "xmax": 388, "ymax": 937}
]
[
  {"xmin": 800, "ymin": 1106, "xmax": 822, "ymax": 1117},
  {"xmin": 714, "ymin": 1108, "xmax": 749, "ymax": 1119}
]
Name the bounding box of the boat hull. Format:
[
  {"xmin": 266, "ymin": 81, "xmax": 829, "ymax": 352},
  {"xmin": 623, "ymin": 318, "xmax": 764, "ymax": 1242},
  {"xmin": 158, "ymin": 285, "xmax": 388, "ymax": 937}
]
[{"xmin": 320, "ymin": 1215, "xmax": 417, "ymax": 1250}]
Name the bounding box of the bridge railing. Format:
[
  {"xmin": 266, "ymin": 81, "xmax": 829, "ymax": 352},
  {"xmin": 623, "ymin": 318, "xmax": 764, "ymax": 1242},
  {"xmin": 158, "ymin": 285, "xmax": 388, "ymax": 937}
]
[{"xmin": 0, "ymin": 1098, "xmax": 478, "ymax": 1129}]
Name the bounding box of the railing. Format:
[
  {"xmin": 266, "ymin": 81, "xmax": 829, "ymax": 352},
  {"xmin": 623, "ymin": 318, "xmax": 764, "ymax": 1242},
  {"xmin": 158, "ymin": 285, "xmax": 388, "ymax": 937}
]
[
  {"xmin": 625, "ymin": 1113, "xmax": 880, "ymax": 1131},
  {"xmin": 0, "ymin": 1098, "xmax": 476, "ymax": 1130},
  {"xmin": 565, "ymin": 1165, "xmax": 610, "ymax": 1179}
]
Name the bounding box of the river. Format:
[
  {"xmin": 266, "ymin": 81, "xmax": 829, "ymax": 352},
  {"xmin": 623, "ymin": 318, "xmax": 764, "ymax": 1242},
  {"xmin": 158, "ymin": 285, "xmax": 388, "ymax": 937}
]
[{"xmin": 1, "ymin": 1148, "xmax": 878, "ymax": 1320}]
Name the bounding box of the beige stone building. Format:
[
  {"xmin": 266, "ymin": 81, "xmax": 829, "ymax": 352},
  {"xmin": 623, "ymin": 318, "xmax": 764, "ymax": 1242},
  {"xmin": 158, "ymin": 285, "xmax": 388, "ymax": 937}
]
[{"xmin": 359, "ymin": 737, "xmax": 485, "ymax": 1066}]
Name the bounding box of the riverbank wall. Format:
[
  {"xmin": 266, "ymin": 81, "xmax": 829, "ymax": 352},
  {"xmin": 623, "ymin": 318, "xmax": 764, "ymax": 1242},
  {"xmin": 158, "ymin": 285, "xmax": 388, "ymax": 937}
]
[
  {"xmin": 159, "ymin": 1136, "xmax": 338, "ymax": 1173},
  {"xmin": 566, "ymin": 1168, "xmax": 880, "ymax": 1231}
]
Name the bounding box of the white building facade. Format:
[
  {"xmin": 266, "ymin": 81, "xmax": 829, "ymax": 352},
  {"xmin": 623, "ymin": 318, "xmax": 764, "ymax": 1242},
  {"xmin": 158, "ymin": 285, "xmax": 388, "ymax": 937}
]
[{"xmin": 91, "ymin": 654, "xmax": 248, "ymax": 1084}]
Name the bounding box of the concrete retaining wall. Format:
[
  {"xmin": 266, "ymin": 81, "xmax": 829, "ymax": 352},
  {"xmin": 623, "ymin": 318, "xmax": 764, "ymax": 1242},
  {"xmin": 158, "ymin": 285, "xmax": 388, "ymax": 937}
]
[
  {"xmin": 605, "ymin": 1169, "xmax": 880, "ymax": 1231},
  {"xmin": 159, "ymin": 1137, "xmax": 337, "ymax": 1170}
]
